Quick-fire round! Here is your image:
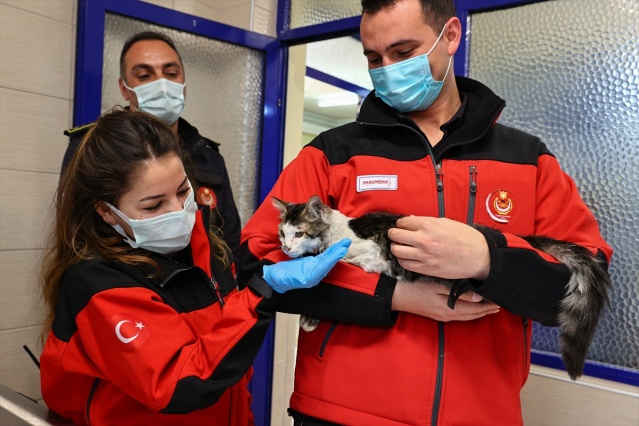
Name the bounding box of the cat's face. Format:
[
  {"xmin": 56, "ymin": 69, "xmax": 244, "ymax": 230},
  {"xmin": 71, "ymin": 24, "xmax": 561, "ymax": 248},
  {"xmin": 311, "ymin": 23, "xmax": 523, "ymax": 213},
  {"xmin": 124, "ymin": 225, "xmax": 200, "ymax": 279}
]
[{"xmin": 272, "ymin": 196, "xmax": 330, "ymax": 258}]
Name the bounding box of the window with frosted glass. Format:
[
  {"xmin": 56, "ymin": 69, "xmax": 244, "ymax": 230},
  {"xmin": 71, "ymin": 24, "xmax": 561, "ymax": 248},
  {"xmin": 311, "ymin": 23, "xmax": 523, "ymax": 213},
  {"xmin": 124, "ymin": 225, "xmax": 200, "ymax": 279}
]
[
  {"xmin": 467, "ymin": 0, "xmax": 638, "ymax": 370},
  {"xmin": 306, "ymin": 36, "xmax": 372, "ymax": 91},
  {"xmin": 290, "ymin": 0, "xmax": 361, "ymax": 28},
  {"xmin": 102, "ymin": 13, "xmax": 264, "ymax": 225}
]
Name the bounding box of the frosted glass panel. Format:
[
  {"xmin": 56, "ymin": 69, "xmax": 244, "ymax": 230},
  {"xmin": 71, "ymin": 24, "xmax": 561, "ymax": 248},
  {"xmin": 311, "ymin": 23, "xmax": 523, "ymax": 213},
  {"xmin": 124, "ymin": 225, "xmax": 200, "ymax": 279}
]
[
  {"xmin": 468, "ymin": 0, "xmax": 639, "ymax": 370},
  {"xmin": 290, "ymin": 0, "xmax": 360, "ymax": 28},
  {"xmin": 102, "ymin": 13, "xmax": 264, "ymax": 226},
  {"xmin": 306, "ymin": 36, "xmax": 373, "ymax": 91}
]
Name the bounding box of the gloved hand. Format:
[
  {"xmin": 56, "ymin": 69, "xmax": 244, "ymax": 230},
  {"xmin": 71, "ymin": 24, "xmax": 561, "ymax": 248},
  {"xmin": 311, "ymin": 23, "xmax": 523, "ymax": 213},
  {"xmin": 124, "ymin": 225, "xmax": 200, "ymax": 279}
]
[{"xmin": 263, "ymin": 238, "xmax": 351, "ymax": 293}]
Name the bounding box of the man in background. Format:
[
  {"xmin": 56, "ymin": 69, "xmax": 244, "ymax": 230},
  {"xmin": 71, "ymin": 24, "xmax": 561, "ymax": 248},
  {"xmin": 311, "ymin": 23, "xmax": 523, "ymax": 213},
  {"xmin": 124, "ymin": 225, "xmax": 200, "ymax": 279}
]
[{"xmin": 61, "ymin": 31, "xmax": 241, "ymax": 262}]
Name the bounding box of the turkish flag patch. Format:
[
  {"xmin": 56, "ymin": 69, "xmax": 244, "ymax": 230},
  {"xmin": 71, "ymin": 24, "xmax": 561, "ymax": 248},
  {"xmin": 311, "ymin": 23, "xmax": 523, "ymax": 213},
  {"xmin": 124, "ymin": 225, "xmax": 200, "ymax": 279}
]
[{"xmin": 109, "ymin": 313, "xmax": 151, "ymax": 350}]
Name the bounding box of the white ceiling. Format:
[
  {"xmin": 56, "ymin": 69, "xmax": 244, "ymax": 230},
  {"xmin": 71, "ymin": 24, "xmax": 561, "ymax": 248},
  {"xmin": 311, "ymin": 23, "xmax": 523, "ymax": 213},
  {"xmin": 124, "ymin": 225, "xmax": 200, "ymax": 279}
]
[{"xmin": 303, "ymin": 77, "xmax": 361, "ymax": 122}]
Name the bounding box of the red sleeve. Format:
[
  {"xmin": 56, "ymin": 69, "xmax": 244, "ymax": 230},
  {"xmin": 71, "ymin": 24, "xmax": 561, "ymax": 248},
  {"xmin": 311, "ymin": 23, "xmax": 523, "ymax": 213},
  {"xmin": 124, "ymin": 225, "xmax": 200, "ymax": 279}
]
[
  {"xmin": 66, "ymin": 284, "xmax": 274, "ymax": 413},
  {"xmin": 476, "ymin": 154, "xmax": 612, "ymax": 324}
]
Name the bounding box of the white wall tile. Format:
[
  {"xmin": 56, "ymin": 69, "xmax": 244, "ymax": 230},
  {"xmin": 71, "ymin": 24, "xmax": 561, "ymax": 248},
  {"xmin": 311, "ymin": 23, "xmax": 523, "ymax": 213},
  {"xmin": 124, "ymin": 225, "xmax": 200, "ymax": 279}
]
[
  {"xmin": 0, "ymin": 88, "xmax": 70, "ymax": 173},
  {"xmin": 254, "ymin": 0, "xmax": 278, "ymax": 14},
  {"xmin": 0, "ymin": 250, "xmax": 45, "ymax": 330},
  {"xmin": 522, "ymin": 366, "xmax": 639, "ymax": 425},
  {"xmin": 173, "ymin": 0, "xmax": 251, "ymax": 30},
  {"xmin": 140, "ymin": 0, "xmax": 175, "ymax": 9},
  {"xmin": 0, "ymin": 169, "xmax": 58, "ymax": 251},
  {"xmin": 195, "ymin": 0, "xmax": 251, "ymax": 9},
  {"xmin": 0, "ymin": 4, "xmax": 74, "ymax": 100},
  {"xmin": 0, "ymin": 0, "xmax": 75, "ymax": 25},
  {"xmin": 0, "ymin": 326, "xmax": 42, "ymax": 401}
]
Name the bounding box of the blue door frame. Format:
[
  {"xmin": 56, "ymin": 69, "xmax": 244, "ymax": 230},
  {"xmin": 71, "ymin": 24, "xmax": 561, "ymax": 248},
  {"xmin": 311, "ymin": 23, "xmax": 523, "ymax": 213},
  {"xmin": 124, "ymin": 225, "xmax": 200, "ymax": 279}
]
[{"xmin": 73, "ymin": 1, "xmax": 637, "ymax": 424}]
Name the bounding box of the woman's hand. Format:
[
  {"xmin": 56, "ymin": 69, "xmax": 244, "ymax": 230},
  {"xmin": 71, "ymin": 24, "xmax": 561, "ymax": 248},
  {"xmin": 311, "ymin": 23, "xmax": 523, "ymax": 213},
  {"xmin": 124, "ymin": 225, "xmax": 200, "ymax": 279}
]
[{"xmin": 263, "ymin": 239, "xmax": 351, "ymax": 293}]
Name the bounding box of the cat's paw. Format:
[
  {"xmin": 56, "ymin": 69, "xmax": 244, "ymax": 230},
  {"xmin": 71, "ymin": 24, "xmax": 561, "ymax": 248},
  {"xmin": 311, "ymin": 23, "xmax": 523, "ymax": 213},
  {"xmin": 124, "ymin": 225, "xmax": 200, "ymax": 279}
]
[{"xmin": 300, "ymin": 315, "xmax": 320, "ymax": 332}]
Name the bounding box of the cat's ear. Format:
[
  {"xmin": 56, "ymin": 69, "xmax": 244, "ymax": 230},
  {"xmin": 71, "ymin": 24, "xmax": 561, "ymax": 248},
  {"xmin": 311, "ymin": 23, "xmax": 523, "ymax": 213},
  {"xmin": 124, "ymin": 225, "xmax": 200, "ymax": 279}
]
[
  {"xmin": 271, "ymin": 197, "xmax": 289, "ymax": 218},
  {"xmin": 306, "ymin": 195, "xmax": 326, "ymax": 219}
]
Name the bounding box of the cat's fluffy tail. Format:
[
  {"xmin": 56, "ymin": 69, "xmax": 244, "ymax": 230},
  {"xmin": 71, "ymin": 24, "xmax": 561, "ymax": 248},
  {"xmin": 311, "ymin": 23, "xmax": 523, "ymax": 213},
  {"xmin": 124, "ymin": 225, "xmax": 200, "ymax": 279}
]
[{"xmin": 526, "ymin": 237, "xmax": 611, "ymax": 380}]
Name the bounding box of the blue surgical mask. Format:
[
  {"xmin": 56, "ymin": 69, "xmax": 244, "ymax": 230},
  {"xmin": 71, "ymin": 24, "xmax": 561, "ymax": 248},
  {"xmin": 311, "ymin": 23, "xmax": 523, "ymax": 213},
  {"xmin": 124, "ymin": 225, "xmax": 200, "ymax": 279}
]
[
  {"xmin": 369, "ymin": 25, "xmax": 451, "ymax": 113},
  {"xmin": 124, "ymin": 78, "xmax": 185, "ymax": 125},
  {"xmin": 106, "ymin": 188, "xmax": 197, "ymax": 254}
]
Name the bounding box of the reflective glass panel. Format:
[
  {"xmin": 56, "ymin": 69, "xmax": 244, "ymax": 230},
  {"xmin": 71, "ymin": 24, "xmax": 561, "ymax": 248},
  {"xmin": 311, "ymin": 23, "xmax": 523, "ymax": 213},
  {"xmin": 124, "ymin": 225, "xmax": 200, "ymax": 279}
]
[
  {"xmin": 290, "ymin": 0, "xmax": 361, "ymax": 28},
  {"xmin": 468, "ymin": 0, "xmax": 638, "ymax": 370}
]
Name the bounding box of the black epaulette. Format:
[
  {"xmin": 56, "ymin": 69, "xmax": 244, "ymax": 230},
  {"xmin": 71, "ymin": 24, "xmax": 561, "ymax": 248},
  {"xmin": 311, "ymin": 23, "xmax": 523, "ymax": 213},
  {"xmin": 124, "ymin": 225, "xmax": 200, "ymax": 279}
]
[
  {"xmin": 200, "ymin": 136, "xmax": 221, "ymax": 151},
  {"xmin": 63, "ymin": 123, "xmax": 95, "ymax": 137}
]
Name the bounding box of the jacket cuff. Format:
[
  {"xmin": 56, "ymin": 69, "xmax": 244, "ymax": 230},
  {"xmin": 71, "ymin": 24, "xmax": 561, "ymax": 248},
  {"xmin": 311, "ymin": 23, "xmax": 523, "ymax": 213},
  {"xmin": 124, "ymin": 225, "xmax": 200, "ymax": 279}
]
[
  {"xmin": 247, "ymin": 273, "xmax": 275, "ymax": 299},
  {"xmin": 375, "ymin": 274, "xmax": 399, "ymax": 326},
  {"xmin": 471, "ymin": 225, "xmax": 508, "ymax": 290}
]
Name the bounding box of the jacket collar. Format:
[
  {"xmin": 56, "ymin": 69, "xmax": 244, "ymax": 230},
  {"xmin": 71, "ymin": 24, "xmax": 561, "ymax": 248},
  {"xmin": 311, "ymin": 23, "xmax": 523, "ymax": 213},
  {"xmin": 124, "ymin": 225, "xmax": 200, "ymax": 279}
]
[
  {"xmin": 356, "ymin": 76, "xmax": 506, "ymax": 147},
  {"xmin": 177, "ymin": 117, "xmax": 200, "ymax": 145}
]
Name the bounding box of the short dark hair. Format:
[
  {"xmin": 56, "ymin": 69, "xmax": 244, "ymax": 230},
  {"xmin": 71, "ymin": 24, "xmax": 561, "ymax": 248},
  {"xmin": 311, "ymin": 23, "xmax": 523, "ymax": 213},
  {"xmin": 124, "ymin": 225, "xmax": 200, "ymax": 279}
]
[
  {"xmin": 361, "ymin": 0, "xmax": 456, "ymax": 31},
  {"xmin": 119, "ymin": 31, "xmax": 183, "ymax": 81}
]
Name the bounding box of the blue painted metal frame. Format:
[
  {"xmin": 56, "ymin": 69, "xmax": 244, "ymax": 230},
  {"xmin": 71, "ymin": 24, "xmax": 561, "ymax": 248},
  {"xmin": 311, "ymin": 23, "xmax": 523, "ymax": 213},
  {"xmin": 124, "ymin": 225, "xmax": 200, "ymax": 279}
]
[
  {"xmin": 531, "ymin": 351, "xmax": 639, "ymax": 386},
  {"xmin": 75, "ymin": 1, "xmax": 283, "ymax": 424},
  {"xmin": 306, "ymin": 67, "xmax": 370, "ymax": 98}
]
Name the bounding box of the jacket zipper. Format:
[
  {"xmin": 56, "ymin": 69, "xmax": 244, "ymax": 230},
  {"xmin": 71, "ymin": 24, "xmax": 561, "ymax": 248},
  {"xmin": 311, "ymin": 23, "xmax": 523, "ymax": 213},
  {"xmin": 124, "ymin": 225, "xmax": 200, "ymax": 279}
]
[
  {"xmin": 522, "ymin": 318, "xmax": 529, "ymax": 377},
  {"xmin": 85, "ymin": 378, "xmax": 100, "ymax": 425},
  {"xmin": 430, "ymin": 323, "xmax": 445, "ymax": 426},
  {"xmin": 159, "ymin": 266, "xmax": 225, "ymax": 307},
  {"xmin": 360, "ymin": 121, "xmax": 447, "ymax": 424},
  {"xmin": 435, "ymin": 163, "xmax": 445, "ymax": 217},
  {"xmin": 467, "ymin": 165, "xmax": 477, "ymax": 224},
  {"xmin": 319, "ymin": 322, "xmax": 338, "ymax": 358},
  {"xmin": 212, "ymin": 277, "xmax": 225, "ymax": 307}
]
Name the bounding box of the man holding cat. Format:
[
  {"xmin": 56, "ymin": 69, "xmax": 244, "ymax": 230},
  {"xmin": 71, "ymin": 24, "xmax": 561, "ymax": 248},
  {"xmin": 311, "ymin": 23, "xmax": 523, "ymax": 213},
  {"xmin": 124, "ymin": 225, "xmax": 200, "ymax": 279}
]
[{"xmin": 238, "ymin": 0, "xmax": 612, "ymax": 425}]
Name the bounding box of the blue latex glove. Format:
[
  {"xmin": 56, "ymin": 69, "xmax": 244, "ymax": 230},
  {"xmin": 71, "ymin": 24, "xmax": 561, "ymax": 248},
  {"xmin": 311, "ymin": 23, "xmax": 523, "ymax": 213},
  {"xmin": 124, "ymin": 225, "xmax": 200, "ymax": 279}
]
[{"xmin": 263, "ymin": 238, "xmax": 351, "ymax": 293}]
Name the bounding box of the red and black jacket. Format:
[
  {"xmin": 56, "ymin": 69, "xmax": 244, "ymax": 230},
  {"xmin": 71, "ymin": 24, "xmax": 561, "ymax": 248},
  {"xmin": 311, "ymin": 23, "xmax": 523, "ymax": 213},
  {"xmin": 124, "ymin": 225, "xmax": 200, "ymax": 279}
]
[
  {"xmin": 237, "ymin": 77, "xmax": 612, "ymax": 425},
  {"xmin": 41, "ymin": 207, "xmax": 276, "ymax": 426}
]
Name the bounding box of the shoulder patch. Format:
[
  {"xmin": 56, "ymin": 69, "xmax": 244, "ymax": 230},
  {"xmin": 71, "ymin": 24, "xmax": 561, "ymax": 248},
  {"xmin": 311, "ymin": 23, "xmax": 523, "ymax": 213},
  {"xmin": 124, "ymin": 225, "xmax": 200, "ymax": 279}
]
[{"xmin": 64, "ymin": 122, "xmax": 95, "ymax": 137}]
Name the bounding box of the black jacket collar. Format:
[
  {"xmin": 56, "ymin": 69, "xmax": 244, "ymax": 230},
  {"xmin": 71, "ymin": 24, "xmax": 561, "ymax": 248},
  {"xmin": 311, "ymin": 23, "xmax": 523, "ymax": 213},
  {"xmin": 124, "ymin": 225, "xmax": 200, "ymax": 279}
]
[{"xmin": 356, "ymin": 76, "xmax": 506, "ymax": 149}]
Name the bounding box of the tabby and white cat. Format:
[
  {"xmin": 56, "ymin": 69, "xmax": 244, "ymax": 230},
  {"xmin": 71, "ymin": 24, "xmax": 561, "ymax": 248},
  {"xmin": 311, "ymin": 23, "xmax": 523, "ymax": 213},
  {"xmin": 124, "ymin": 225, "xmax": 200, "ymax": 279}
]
[{"xmin": 272, "ymin": 195, "xmax": 611, "ymax": 380}]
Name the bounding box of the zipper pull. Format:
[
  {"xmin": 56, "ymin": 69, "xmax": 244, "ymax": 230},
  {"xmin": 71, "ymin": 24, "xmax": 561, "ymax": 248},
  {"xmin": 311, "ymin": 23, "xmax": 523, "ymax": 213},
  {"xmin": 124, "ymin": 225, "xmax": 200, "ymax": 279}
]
[
  {"xmin": 436, "ymin": 163, "xmax": 444, "ymax": 191},
  {"xmin": 212, "ymin": 277, "xmax": 225, "ymax": 307},
  {"xmin": 469, "ymin": 165, "xmax": 477, "ymax": 193}
]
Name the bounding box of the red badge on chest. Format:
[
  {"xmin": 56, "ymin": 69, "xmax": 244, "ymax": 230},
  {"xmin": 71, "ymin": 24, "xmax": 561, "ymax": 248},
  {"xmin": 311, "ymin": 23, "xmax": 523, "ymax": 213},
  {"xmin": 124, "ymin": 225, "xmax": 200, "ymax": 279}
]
[
  {"xmin": 197, "ymin": 186, "xmax": 217, "ymax": 209},
  {"xmin": 486, "ymin": 189, "xmax": 518, "ymax": 223}
]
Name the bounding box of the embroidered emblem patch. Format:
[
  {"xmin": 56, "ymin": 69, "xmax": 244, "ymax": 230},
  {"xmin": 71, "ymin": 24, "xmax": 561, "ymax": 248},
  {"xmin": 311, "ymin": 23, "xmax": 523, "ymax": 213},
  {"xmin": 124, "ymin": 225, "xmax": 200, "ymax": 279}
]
[
  {"xmin": 356, "ymin": 175, "xmax": 398, "ymax": 192},
  {"xmin": 197, "ymin": 186, "xmax": 217, "ymax": 209},
  {"xmin": 486, "ymin": 189, "xmax": 518, "ymax": 223},
  {"xmin": 110, "ymin": 313, "xmax": 150, "ymax": 350}
]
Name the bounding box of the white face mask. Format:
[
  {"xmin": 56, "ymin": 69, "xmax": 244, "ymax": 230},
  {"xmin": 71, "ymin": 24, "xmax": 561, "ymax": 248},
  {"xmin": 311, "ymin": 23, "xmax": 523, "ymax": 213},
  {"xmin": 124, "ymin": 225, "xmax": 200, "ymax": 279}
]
[
  {"xmin": 106, "ymin": 189, "xmax": 197, "ymax": 254},
  {"xmin": 124, "ymin": 78, "xmax": 185, "ymax": 125}
]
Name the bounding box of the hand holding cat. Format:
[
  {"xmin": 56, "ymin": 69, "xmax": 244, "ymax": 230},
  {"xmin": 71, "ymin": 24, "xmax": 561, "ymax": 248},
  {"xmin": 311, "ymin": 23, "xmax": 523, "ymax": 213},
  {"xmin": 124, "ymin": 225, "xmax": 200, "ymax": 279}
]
[
  {"xmin": 392, "ymin": 280, "xmax": 500, "ymax": 322},
  {"xmin": 388, "ymin": 216, "xmax": 490, "ymax": 281},
  {"xmin": 263, "ymin": 238, "xmax": 352, "ymax": 293}
]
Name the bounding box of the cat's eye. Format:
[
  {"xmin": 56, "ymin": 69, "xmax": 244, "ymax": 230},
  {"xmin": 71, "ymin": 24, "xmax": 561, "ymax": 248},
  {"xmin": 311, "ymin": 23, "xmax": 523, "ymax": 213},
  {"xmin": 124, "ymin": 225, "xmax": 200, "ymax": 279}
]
[{"xmin": 294, "ymin": 231, "xmax": 305, "ymax": 238}]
